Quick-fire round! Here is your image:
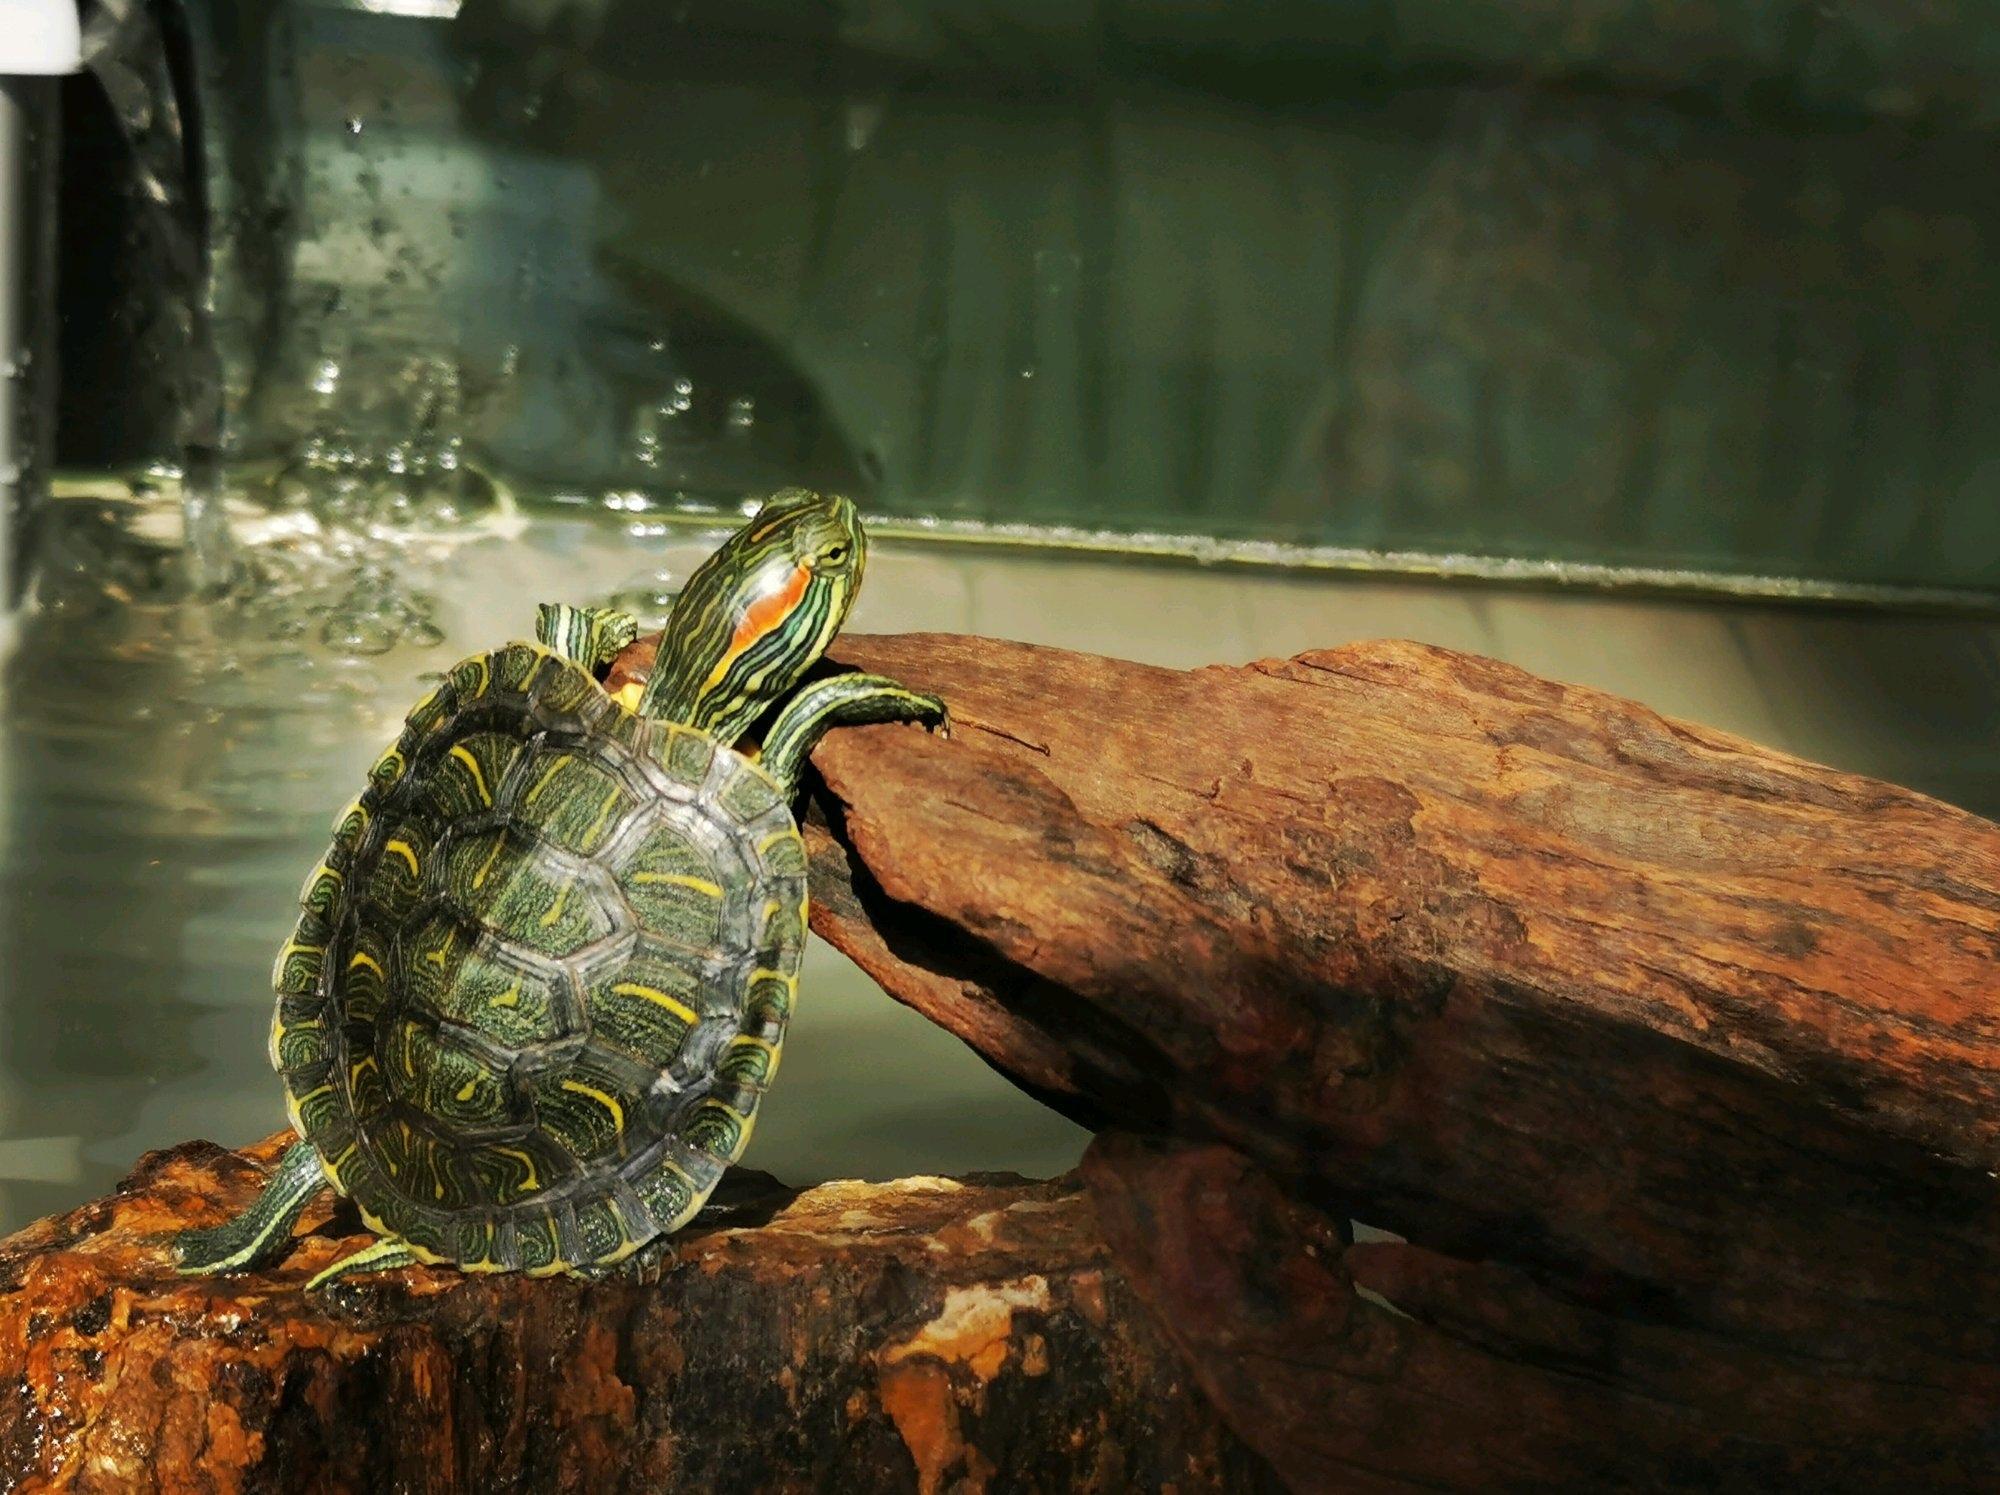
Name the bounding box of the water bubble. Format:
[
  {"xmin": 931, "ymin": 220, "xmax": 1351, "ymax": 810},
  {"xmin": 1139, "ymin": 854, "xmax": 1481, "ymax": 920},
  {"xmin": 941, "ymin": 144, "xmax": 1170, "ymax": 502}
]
[
  {"xmin": 344, "ymin": 116, "xmax": 364, "ymax": 136},
  {"xmin": 1020, "ymin": 366, "xmax": 1036, "ymax": 379},
  {"xmin": 312, "ymin": 359, "xmax": 341, "ymax": 396},
  {"xmin": 404, "ymin": 617, "xmax": 445, "ymax": 650},
  {"xmin": 844, "ymin": 100, "xmax": 885, "ymax": 152},
  {"xmin": 321, "ymin": 604, "xmax": 399, "ymax": 656},
  {"xmin": 726, "ymin": 395, "xmax": 755, "ymax": 430},
  {"xmin": 270, "ymin": 469, "xmax": 314, "ymax": 511},
  {"xmin": 606, "ymin": 569, "xmax": 681, "ymax": 627}
]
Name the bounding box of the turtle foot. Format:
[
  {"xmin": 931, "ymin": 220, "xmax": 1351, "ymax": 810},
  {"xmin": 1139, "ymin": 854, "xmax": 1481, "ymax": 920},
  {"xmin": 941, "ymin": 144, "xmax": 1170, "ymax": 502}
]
[{"xmin": 574, "ymin": 1235, "xmax": 679, "ymax": 1285}]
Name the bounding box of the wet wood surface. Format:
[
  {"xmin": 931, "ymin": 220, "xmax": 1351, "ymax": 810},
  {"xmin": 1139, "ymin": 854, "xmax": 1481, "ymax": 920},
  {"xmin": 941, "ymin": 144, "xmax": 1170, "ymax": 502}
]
[{"xmin": 796, "ymin": 632, "xmax": 2000, "ymax": 1489}]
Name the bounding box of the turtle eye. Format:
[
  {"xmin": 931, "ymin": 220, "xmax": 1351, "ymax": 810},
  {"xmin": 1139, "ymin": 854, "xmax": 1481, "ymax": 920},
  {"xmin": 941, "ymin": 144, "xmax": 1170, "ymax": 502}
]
[{"xmin": 821, "ymin": 542, "xmax": 850, "ymax": 567}]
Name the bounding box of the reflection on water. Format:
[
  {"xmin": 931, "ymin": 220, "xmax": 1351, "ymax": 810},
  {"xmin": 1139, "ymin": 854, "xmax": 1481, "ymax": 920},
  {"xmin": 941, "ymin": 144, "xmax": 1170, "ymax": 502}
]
[{"xmin": 2, "ymin": 494, "xmax": 1997, "ymax": 1232}]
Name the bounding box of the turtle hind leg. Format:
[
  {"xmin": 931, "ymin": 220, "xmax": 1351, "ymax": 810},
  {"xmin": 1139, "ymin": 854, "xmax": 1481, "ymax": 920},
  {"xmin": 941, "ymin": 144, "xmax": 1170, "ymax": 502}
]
[
  {"xmin": 756, "ymin": 673, "xmax": 948, "ymax": 797},
  {"xmin": 571, "ymin": 1233, "xmax": 679, "ymax": 1286},
  {"xmin": 174, "ymin": 1139, "xmax": 326, "ymax": 1276},
  {"xmin": 304, "ymin": 1234, "xmax": 419, "ymax": 1290},
  {"xmin": 534, "ymin": 603, "xmax": 639, "ymax": 668}
]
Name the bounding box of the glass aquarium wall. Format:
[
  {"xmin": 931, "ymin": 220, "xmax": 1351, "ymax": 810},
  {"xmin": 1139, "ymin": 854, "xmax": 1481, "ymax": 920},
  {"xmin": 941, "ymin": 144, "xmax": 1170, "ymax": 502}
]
[{"xmin": 158, "ymin": 0, "xmax": 2000, "ymax": 595}]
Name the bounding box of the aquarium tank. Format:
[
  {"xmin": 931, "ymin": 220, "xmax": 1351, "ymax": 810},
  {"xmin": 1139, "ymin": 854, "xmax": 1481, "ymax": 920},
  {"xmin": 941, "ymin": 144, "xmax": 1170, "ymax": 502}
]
[{"xmin": 2, "ymin": 0, "xmax": 1997, "ymax": 1269}]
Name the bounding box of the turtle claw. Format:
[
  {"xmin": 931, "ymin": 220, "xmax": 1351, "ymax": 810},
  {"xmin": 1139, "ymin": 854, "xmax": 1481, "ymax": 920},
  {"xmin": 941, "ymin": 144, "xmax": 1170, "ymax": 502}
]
[{"xmin": 575, "ymin": 1236, "xmax": 679, "ymax": 1285}]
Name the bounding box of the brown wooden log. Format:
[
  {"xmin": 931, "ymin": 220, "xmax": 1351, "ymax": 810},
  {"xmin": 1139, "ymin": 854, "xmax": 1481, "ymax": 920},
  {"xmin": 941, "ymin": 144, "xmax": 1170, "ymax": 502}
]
[
  {"xmin": 1082, "ymin": 1132, "xmax": 1989, "ymax": 1491},
  {"xmin": 784, "ymin": 632, "xmax": 2000, "ymax": 1487},
  {"xmin": 0, "ymin": 1133, "xmax": 1274, "ymax": 1492}
]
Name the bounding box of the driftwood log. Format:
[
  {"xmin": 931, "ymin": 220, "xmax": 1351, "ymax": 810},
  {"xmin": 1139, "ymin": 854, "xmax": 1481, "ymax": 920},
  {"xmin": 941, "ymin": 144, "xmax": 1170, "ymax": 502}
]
[
  {"xmin": 0, "ymin": 1132, "xmax": 1271, "ymax": 1491},
  {"xmin": 791, "ymin": 633, "xmax": 2000, "ymax": 1489},
  {"xmin": 8, "ymin": 628, "xmax": 2000, "ymax": 1490}
]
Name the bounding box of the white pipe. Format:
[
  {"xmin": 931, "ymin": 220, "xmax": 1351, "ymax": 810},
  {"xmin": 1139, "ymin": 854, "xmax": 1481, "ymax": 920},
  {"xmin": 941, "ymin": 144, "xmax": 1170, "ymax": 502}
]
[
  {"xmin": 0, "ymin": 1, "xmax": 78, "ymax": 661},
  {"xmin": 0, "ymin": 0, "xmax": 82, "ymax": 76}
]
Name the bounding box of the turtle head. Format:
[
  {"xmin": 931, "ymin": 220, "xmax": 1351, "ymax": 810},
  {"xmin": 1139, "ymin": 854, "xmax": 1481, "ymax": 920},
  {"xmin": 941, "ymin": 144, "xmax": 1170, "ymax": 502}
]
[{"xmin": 636, "ymin": 488, "xmax": 868, "ymax": 738}]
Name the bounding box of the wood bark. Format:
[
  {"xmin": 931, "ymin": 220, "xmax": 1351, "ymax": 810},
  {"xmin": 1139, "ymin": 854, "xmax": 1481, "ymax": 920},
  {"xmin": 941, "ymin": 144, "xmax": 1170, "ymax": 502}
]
[
  {"xmin": 789, "ymin": 632, "xmax": 2000, "ymax": 1489},
  {"xmin": 0, "ymin": 1133, "xmax": 1272, "ymax": 1492}
]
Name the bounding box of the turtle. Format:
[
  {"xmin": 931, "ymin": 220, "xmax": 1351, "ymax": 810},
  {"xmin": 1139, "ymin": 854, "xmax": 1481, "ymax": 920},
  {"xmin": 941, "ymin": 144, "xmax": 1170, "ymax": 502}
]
[{"xmin": 173, "ymin": 488, "xmax": 945, "ymax": 1288}]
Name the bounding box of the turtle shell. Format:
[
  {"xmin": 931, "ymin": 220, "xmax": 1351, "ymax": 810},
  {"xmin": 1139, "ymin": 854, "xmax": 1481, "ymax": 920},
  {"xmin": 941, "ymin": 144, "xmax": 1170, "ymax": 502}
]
[{"xmin": 268, "ymin": 641, "xmax": 807, "ymax": 1275}]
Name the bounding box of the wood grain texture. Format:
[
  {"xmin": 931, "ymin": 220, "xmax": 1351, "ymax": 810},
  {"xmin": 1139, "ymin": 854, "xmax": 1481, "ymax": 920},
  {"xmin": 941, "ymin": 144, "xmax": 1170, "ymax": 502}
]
[
  {"xmin": 793, "ymin": 632, "xmax": 2000, "ymax": 1484},
  {"xmin": 0, "ymin": 1133, "xmax": 1272, "ymax": 1492}
]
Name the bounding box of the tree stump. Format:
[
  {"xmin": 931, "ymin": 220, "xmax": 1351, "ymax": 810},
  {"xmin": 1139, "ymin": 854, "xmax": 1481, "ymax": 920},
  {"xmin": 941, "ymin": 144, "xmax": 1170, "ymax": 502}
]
[{"xmin": 0, "ymin": 1132, "xmax": 1271, "ymax": 1492}]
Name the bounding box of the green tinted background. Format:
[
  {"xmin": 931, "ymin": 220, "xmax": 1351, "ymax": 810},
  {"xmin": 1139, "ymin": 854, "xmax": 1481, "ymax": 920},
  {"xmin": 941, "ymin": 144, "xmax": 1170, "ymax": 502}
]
[{"xmin": 171, "ymin": 0, "xmax": 2000, "ymax": 596}]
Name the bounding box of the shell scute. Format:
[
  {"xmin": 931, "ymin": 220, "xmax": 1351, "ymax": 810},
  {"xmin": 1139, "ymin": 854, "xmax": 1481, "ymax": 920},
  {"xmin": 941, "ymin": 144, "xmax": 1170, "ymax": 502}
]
[
  {"xmin": 515, "ymin": 747, "xmax": 636, "ymax": 858},
  {"xmin": 329, "ymin": 797, "xmax": 369, "ymax": 855},
  {"xmin": 362, "ymin": 819, "xmax": 432, "ymax": 922},
  {"xmin": 421, "ymin": 732, "xmax": 519, "ymax": 820},
  {"xmin": 657, "ymin": 725, "xmax": 714, "ymax": 788},
  {"xmin": 634, "ymin": 1158, "xmax": 708, "ymax": 1236},
  {"xmin": 757, "ymin": 829, "xmax": 808, "ymax": 879},
  {"xmin": 400, "ymin": 680, "xmax": 453, "ymax": 741},
  {"xmin": 527, "ymin": 1061, "xmax": 643, "ymax": 1164},
  {"xmin": 366, "ymin": 743, "xmax": 408, "ymax": 799},
  {"xmin": 716, "ymin": 763, "xmax": 783, "ymax": 825},
  {"xmin": 583, "ymin": 948, "xmax": 706, "ymax": 1067},
  {"xmin": 394, "ymin": 1030, "xmax": 516, "ymax": 1134}
]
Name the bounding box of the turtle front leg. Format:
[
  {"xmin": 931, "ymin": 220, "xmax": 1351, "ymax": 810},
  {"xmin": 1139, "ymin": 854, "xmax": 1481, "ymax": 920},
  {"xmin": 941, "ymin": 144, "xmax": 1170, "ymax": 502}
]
[
  {"xmin": 174, "ymin": 1139, "xmax": 326, "ymax": 1276},
  {"xmin": 534, "ymin": 603, "xmax": 640, "ymax": 669},
  {"xmin": 757, "ymin": 673, "xmax": 948, "ymax": 798}
]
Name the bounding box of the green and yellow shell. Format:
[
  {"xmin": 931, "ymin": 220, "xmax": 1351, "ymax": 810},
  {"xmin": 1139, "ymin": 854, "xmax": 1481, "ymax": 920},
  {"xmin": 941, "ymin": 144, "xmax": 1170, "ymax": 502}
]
[{"xmin": 269, "ymin": 639, "xmax": 807, "ymax": 1276}]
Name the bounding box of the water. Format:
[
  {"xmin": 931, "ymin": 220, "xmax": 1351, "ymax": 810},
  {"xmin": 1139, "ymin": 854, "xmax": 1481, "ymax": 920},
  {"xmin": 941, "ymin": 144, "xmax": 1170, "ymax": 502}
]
[{"xmin": 4, "ymin": 483, "xmax": 1998, "ymax": 1232}]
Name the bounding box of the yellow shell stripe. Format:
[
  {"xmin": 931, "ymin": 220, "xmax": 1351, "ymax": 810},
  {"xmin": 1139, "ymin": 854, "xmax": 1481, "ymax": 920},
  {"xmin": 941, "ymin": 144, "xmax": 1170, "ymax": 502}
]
[
  {"xmin": 471, "ymin": 833, "xmax": 507, "ymax": 890},
  {"xmin": 523, "ymin": 756, "xmax": 568, "ymax": 806},
  {"xmin": 579, "ymin": 784, "xmax": 623, "ymax": 848},
  {"xmin": 447, "ymin": 745, "xmax": 494, "ymax": 807},
  {"xmin": 727, "ymin": 1032, "xmax": 784, "ymax": 1085},
  {"xmin": 560, "ymin": 1077, "xmax": 627, "ymax": 1135},
  {"xmin": 539, "ymin": 878, "xmax": 574, "ymax": 928},
  {"xmin": 627, "ymin": 872, "xmax": 724, "ymax": 897},
  {"xmin": 496, "ymin": 1147, "xmax": 541, "ymax": 1191},
  {"xmin": 610, "ymin": 981, "xmax": 699, "ymax": 1026}
]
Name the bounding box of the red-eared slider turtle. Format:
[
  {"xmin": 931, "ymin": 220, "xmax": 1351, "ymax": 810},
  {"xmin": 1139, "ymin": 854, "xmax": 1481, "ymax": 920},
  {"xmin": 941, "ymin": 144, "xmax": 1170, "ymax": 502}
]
[{"xmin": 174, "ymin": 489, "xmax": 945, "ymax": 1287}]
